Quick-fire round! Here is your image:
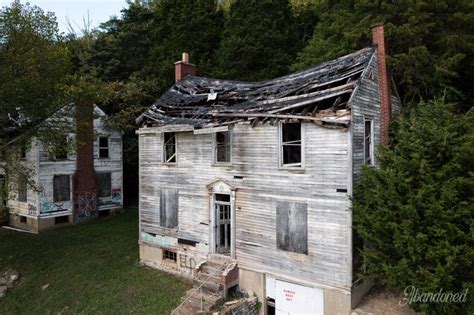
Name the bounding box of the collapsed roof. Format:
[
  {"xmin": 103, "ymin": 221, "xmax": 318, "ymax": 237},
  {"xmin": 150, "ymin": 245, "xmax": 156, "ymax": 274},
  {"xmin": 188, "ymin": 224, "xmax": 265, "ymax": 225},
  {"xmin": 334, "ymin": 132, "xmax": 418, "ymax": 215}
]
[{"xmin": 137, "ymin": 47, "xmax": 376, "ymax": 129}]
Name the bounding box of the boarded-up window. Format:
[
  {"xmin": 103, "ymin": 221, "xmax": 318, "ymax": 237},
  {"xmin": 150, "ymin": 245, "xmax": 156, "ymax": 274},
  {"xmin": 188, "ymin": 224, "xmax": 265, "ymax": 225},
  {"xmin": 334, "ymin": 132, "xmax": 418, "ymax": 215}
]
[
  {"xmin": 364, "ymin": 120, "xmax": 373, "ymax": 165},
  {"xmin": 163, "ymin": 132, "xmax": 176, "ymax": 163},
  {"xmin": 276, "ymin": 201, "xmax": 308, "ymax": 254},
  {"xmin": 160, "ymin": 189, "xmax": 178, "ymax": 228},
  {"xmin": 98, "ymin": 172, "xmax": 112, "ymax": 198},
  {"xmin": 99, "ymin": 136, "xmax": 109, "ymax": 158},
  {"xmin": 17, "ymin": 175, "xmax": 27, "ymax": 202},
  {"xmin": 214, "ymin": 131, "xmax": 231, "ymax": 163},
  {"xmin": 281, "ymin": 123, "xmax": 302, "ymax": 167},
  {"xmin": 53, "ymin": 175, "xmax": 70, "ymax": 202}
]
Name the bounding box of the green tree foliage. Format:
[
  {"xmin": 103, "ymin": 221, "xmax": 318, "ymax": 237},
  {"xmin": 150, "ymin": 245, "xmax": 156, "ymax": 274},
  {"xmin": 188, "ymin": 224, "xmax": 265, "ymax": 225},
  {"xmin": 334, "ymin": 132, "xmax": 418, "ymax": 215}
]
[
  {"xmin": 214, "ymin": 0, "xmax": 300, "ymax": 81},
  {"xmin": 142, "ymin": 0, "xmax": 224, "ymax": 90},
  {"xmin": 0, "ymin": 0, "xmax": 71, "ymax": 140},
  {"xmin": 353, "ymin": 99, "xmax": 474, "ymax": 314},
  {"xmin": 293, "ymin": 0, "xmax": 474, "ymax": 107},
  {"xmin": 87, "ymin": 3, "xmax": 155, "ymax": 81}
]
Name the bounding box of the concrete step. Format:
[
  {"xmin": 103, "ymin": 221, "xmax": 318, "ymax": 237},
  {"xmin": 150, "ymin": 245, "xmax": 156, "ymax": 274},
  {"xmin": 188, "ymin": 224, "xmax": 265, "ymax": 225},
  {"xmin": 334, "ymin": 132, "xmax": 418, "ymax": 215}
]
[
  {"xmin": 193, "ymin": 278, "xmax": 223, "ymax": 293},
  {"xmin": 179, "ymin": 290, "xmax": 224, "ymax": 312}
]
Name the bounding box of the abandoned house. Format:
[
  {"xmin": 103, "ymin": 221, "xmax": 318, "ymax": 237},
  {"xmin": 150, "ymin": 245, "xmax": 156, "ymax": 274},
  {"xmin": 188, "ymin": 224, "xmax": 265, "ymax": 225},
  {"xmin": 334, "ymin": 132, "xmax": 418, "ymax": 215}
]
[
  {"xmin": 0, "ymin": 103, "xmax": 123, "ymax": 233},
  {"xmin": 136, "ymin": 25, "xmax": 401, "ymax": 314}
]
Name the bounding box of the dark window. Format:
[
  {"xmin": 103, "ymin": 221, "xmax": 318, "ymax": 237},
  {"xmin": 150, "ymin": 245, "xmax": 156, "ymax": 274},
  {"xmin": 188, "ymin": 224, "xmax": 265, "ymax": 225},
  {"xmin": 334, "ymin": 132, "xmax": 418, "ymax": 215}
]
[
  {"xmin": 276, "ymin": 201, "xmax": 308, "ymax": 254},
  {"xmin": 54, "ymin": 135, "xmax": 68, "ymax": 160},
  {"xmin": 281, "ymin": 123, "xmax": 302, "ymax": 167},
  {"xmin": 55, "ymin": 215, "xmax": 69, "ymax": 224},
  {"xmin": 163, "ymin": 249, "xmax": 177, "ymax": 262},
  {"xmin": 53, "ymin": 175, "xmax": 71, "ymax": 202},
  {"xmin": 215, "ymin": 131, "xmax": 231, "ymax": 163},
  {"xmin": 20, "ymin": 146, "xmax": 27, "ymax": 159},
  {"xmin": 17, "ymin": 176, "xmax": 27, "ymax": 202},
  {"xmin": 0, "ymin": 175, "xmax": 5, "ymax": 206},
  {"xmin": 163, "ymin": 132, "xmax": 176, "ymax": 163},
  {"xmin": 98, "ymin": 172, "xmax": 112, "ymax": 198},
  {"xmin": 160, "ymin": 189, "xmax": 178, "ymax": 228},
  {"xmin": 364, "ymin": 120, "xmax": 373, "ymax": 165},
  {"xmin": 99, "ymin": 136, "xmax": 109, "ymax": 158},
  {"xmin": 20, "ymin": 216, "xmax": 27, "ymax": 223}
]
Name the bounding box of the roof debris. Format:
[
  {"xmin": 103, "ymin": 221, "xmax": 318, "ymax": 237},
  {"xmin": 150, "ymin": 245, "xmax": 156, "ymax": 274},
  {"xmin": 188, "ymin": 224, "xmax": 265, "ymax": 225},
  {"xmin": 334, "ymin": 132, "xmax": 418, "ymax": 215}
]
[{"xmin": 137, "ymin": 47, "xmax": 376, "ymax": 129}]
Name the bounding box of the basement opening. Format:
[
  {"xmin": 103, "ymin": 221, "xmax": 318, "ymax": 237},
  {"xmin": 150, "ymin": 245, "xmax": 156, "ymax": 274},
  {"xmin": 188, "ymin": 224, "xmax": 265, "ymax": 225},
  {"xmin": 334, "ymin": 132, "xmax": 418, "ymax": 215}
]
[{"xmin": 55, "ymin": 215, "xmax": 69, "ymax": 225}]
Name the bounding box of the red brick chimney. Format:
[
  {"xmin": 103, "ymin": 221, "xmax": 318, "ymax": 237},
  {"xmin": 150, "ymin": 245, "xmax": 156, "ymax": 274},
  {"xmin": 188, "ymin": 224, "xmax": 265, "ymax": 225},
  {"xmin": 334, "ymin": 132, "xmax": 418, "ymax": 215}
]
[
  {"xmin": 174, "ymin": 52, "xmax": 196, "ymax": 82},
  {"xmin": 73, "ymin": 101, "xmax": 98, "ymax": 220},
  {"xmin": 372, "ymin": 24, "xmax": 392, "ymax": 146}
]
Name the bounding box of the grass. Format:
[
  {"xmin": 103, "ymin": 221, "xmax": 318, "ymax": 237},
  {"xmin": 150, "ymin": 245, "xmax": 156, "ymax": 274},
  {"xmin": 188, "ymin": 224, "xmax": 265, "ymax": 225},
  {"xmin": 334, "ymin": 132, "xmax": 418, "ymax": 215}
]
[{"xmin": 0, "ymin": 208, "xmax": 191, "ymax": 314}]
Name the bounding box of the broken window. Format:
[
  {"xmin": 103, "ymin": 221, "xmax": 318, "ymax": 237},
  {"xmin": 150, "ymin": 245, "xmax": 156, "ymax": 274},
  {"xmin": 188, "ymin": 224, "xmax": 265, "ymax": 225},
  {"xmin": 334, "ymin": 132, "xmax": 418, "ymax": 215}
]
[
  {"xmin": 163, "ymin": 249, "xmax": 177, "ymax": 262},
  {"xmin": 364, "ymin": 119, "xmax": 373, "ymax": 165},
  {"xmin": 214, "ymin": 130, "xmax": 231, "ymax": 164},
  {"xmin": 281, "ymin": 123, "xmax": 302, "ymax": 167},
  {"xmin": 163, "ymin": 132, "xmax": 177, "ymax": 163},
  {"xmin": 53, "ymin": 175, "xmax": 70, "ymax": 202},
  {"xmin": 17, "ymin": 175, "xmax": 27, "ymax": 202},
  {"xmin": 98, "ymin": 172, "xmax": 112, "ymax": 198},
  {"xmin": 160, "ymin": 189, "xmax": 178, "ymax": 228},
  {"xmin": 99, "ymin": 136, "xmax": 109, "ymax": 158},
  {"xmin": 276, "ymin": 201, "xmax": 308, "ymax": 255}
]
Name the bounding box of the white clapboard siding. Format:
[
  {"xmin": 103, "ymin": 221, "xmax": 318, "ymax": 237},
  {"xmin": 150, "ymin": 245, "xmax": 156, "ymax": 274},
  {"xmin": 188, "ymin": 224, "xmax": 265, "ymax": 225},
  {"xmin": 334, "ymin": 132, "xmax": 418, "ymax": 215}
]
[{"xmin": 139, "ymin": 122, "xmax": 351, "ymax": 288}]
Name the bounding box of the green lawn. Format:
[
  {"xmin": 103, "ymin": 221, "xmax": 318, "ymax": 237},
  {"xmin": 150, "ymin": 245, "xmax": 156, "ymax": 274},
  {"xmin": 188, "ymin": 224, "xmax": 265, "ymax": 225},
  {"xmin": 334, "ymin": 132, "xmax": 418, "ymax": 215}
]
[{"xmin": 0, "ymin": 209, "xmax": 190, "ymax": 314}]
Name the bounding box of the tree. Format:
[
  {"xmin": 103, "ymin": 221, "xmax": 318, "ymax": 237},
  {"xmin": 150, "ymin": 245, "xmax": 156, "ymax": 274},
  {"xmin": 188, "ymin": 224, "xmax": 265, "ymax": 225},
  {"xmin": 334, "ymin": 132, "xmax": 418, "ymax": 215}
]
[
  {"xmin": 214, "ymin": 0, "xmax": 300, "ymax": 81},
  {"xmin": 293, "ymin": 0, "xmax": 474, "ymax": 108},
  {"xmin": 0, "ymin": 1, "xmax": 71, "ymax": 142},
  {"xmin": 0, "ymin": 1, "xmax": 72, "ymax": 195},
  {"xmin": 141, "ymin": 0, "xmax": 224, "ymax": 91},
  {"xmin": 353, "ymin": 98, "xmax": 474, "ymax": 314}
]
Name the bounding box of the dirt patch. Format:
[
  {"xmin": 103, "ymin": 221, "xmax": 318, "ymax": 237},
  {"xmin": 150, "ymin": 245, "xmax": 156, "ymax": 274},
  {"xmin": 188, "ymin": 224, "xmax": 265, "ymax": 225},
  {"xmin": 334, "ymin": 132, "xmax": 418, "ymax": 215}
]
[{"xmin": 354, "ymin": 287, "xmax": 421, "ymax": 315}]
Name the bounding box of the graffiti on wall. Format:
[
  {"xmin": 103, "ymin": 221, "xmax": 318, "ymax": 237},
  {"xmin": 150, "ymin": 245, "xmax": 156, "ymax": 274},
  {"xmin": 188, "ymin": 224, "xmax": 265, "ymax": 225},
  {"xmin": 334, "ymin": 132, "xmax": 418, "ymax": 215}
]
[
  {"xmin": 98, "ymin": 188, "xmax": 122, "ymax": 207},
  {"xmin": 76, "ymin": 191, "xmax": 97, "ymax": 218},
  {"xmin": 27, "ymin": 203, "xmax": 37, "ymax": 216},
  {"xmin": 179, "ymin": 254, "xmax": 196, "ymax": 271},
  {"xmin": 40, "ymin": 198, "xmax": 71, "ymax": 214}
]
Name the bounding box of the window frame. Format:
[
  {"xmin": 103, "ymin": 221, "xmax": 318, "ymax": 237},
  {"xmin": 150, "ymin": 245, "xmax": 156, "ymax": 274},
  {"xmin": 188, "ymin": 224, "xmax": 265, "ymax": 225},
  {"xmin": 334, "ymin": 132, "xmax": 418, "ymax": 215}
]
[
  {"xmin": 53, "ymin": 174, "xmax": 71, "ymax": 202},
  {"xmin": 162, "ymin": 249, "xmax": 177, "ymax": 262},
  {"xmin": 53, "ymin": 135, "xmax": 69, "ymax": 160},
  {"xmin": 98, "ymin": 136, "xmax": 110, "ymax": 159},
  {"xmin": 97, "ymin": 172, "xmax": 112, "ymax": 199},
  {"xmin": 162, "ymin": 132, "xmax": 177, "ymax": 165},
  {"xmin": 278, "ymin": 122, "xmax": 305, "ymax": 169},
  {"xmin": 363, "ymin": 118, "xmax": 374, "ymax": 166},
  {"xmin": 17, "ymin": 176, "xmax": 27, "ymax": 203},
  {"xmin": 212, "ymin": 128, "xmax": 232, "ymax": 166}
]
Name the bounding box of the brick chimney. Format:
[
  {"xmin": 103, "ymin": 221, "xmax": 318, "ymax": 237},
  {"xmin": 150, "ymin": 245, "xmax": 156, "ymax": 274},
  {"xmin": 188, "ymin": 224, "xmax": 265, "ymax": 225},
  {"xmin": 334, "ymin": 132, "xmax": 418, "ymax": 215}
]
[
  {"xmin": 372, "ymin": 24, "xmax": 392, "ymax": 146},
  {"xmin": 174, "ymin": 52, "xmax": 196, "ymax": 82},
  {"xmin": 72, "ymin": 101, "xmax": 98, "ymax": 221}
]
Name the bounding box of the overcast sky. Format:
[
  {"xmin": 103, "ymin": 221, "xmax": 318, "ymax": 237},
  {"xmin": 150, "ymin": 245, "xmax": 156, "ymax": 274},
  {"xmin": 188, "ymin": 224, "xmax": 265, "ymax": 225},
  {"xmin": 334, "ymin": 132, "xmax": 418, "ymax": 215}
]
[{"xmin": 1, "ymin": 0, "xmax": 127, "ymax": 33}]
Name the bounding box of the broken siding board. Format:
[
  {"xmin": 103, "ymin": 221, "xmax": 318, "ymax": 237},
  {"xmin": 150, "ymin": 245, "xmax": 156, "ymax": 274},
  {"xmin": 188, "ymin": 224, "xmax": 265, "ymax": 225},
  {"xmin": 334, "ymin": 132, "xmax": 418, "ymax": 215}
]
[{"xmin": 138, "ymin": 122, "xmax": 351, "ymax": 288}]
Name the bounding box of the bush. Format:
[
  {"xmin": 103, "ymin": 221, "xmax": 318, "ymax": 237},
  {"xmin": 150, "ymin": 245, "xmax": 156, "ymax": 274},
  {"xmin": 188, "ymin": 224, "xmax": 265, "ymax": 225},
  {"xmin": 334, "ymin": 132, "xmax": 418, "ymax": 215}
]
[{"xmin": 353, "ymin": 98, "xmax": 474, "ymax": 314}]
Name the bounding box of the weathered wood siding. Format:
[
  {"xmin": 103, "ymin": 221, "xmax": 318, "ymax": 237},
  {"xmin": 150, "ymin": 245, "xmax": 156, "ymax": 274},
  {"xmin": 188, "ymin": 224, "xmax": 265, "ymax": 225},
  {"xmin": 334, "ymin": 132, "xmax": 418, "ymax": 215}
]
[
  {"xmin": 350, "ymin": 54, "xmax": 402, "ymax": 183},
  {"xmin": 7, "ymin": 114, "xmax": 123, "ymax": 219},
  {"xmin": 139, "ymin": 122, "xmax": 351, "ymax": 289}
]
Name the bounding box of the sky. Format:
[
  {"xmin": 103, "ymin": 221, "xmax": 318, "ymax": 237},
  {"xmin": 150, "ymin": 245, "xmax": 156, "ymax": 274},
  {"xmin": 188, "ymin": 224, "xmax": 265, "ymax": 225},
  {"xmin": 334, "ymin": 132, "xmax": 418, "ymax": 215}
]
[{"xmin": 0, "ymin": 0, "xmax": 127, "ymax": 33}]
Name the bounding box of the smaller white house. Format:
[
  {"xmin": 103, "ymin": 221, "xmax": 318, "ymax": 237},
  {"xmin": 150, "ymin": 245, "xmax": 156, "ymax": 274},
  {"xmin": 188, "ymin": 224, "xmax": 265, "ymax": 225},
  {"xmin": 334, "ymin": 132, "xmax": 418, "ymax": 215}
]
[{"xmin": 1, "ymin": 104, "xmax": 123, "ymax": 233}]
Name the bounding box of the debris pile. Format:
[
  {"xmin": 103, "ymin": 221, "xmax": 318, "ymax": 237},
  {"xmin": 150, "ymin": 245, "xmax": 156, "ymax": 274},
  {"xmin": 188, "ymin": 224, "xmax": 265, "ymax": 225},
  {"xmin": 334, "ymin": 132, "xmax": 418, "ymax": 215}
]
[{"xmin": 0, "ymin": 269, "xmax": 20, "ymax": 298}]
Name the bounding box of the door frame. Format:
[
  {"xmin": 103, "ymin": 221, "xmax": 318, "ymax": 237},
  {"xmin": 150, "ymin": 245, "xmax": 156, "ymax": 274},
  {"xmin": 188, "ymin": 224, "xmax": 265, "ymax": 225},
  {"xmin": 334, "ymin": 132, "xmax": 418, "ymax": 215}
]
[{"xmin": 207, "ymin": 179, "xmax": 236, "ymax": 259}]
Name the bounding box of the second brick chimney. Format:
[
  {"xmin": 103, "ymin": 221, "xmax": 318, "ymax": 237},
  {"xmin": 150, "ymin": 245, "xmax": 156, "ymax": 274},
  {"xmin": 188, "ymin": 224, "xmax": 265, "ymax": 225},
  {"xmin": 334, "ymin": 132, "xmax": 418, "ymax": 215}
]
[
  {"xmin": 73, "ymin": 100, "xmax": 98, "ymax": 221},
  {"xmin": 174, "ymin": 52, "xmax": 196, "ymax": 82},
  {"xmin": 372, "ymin": 24, "xmax": 392, "ymax": 146}
]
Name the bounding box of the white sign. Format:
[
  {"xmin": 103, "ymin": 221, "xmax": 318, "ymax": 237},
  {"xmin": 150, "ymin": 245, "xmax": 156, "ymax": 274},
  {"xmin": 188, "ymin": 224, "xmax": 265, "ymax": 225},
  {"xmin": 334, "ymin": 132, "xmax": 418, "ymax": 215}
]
[{"xmin": 275, "ymin": 280, "xmax": 324, "ymax": 315}]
